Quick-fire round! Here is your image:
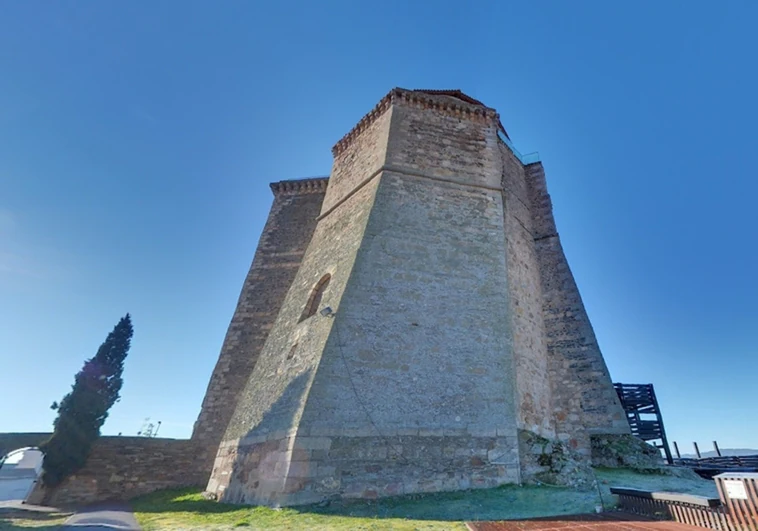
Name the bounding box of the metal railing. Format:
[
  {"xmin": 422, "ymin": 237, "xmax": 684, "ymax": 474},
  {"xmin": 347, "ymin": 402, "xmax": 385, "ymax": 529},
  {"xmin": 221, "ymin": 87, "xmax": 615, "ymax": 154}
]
[{"xmin": 498, "ymin": 131, "xmax": 540, "ymax": 165}]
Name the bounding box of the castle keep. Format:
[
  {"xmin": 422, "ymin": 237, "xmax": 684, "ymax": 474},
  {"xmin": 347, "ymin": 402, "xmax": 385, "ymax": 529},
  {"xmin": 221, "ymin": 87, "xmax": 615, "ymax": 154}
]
[{"xmin": 193, "ymin": 88, "xmax": 632, "ymax": 506}]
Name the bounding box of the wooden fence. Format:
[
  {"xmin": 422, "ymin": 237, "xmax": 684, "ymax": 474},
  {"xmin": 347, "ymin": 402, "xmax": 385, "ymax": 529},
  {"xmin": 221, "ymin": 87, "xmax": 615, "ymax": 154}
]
[
  {"xmin": 612, "ymin": 473, "xmax": 758, "ymax": 530},
  {"xmin": 611, "ymin": 487, "xmax": 729, "ymax": 528},
  {"xmin": 676, "ymin": 456, "xmax": 758, "ymax": 480},
  {"xmin": 715, "ymin": 473, "xmax": 758, "ymax": 530}
]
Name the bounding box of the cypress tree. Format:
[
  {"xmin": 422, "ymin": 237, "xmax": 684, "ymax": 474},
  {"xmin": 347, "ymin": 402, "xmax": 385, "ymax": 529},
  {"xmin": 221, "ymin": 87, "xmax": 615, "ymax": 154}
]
[{"xmin": 40, "ymin": 314, "xmax": 133, "ymax": 487}]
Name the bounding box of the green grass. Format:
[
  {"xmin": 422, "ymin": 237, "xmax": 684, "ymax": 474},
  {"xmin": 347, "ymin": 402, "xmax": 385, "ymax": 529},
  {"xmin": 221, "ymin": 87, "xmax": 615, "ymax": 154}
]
[
  {"xmin": 127, "ymin": 467, "xmax": 716, "ymax": 530},
  {"xmin": 132, "ymin": 489, "xmax": 469, "ymax": 530},
  {"xmin": 594, "ymin": 467, "xmax": 717, "ymax": 498},
  {"xmin": 0, "ymin": 509, "xmax": 69, "ymax": 530}
]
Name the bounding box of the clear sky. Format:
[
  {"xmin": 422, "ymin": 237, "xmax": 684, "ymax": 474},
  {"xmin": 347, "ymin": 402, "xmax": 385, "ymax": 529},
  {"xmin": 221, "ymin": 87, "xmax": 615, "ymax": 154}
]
[{"xmin": 1, "ymin": 1, "xmax": 756, "ymax": 453}]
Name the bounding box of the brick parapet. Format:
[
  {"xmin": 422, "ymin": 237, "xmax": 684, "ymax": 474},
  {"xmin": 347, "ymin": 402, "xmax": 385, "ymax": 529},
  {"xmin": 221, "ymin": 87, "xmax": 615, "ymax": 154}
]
[
  {"xmin": 270, "ymin": 178, "xmax": 329, "ymax": 196},
  {"xmin": 332, "ymin": 88, "xmax": 501, "ymax": 157}
]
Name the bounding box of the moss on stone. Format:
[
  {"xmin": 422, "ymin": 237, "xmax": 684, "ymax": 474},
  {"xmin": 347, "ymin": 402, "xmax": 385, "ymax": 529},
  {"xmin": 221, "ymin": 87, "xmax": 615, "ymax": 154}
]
[
  {"xmin": 590, "ymin": 434, "xmax": 663, "ymax": 471},
  {"xmin": 518, "ymin": 430, "xmax": 594, "ymax": 490}
]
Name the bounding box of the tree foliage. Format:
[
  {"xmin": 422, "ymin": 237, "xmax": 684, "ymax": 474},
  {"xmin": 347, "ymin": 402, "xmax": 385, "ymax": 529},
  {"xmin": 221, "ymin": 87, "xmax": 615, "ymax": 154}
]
[{"xmin": 40, "ymin": 314, "xmax": 133, "ymax": 487}]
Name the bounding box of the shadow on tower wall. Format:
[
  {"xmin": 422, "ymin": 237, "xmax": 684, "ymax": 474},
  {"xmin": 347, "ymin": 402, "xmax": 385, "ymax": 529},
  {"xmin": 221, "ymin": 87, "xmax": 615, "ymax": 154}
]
[{"xmin": 209, "ymin": 369, "xmax": 314, "ymax": 505}]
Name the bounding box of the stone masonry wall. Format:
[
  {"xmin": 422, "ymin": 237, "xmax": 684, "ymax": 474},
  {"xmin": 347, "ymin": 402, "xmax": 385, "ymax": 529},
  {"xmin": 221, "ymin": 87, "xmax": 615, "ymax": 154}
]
[
  {"xmin": 499, "ymin": 143, "xmax": 555, "ymax": 438},
  {"xmin": 192, "ymin": 181, "xmax": 327, "ymax": 475},
  {"xmin": 0, "ymin": 433, "xmax": 50, "ymax": 457},
  {"xmin": 287, "ymin": 168, "xmax": 521, "ymax": 503},
  {"xmin": 208, "ymin": 173, "xmax": 383, "ymax": 505},
  {"xmin": 525, "ymin": 162, "xmax": 629, "ymax": 448},
  {"xmin": 34, "ymin": 437, "xmax": 205, "ymax": 506},
  {"xmin": 0, "ymin": 434, "xmax": 203, "ymax": 506},
  {"xmin": 207, "ymin": 92, "xmax": 523, "ymax": 506},
  {"xmin": 203, "ymin": 88, "xmax": 637, "ymax": 507},
  {"xmin": 322, "ymin": 105, "xmax": 392, "ymax": 214},
  {"xmin": 385, "ymin": 95, "xmax": 501, "ymax": 189},
  {"xmin": 292, "ymin": 98, "xmax": 521, "ymax": 501},
  {"xmin": 208, "ymin": 96, "xmax": 394, "ymax": 505}
]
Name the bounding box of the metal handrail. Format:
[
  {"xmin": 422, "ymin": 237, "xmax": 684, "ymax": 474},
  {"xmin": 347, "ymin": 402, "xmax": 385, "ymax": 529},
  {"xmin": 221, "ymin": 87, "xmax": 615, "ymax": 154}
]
[{"xmin": 498, "ymin": 131, "xmax": 540, "ymax": 165}]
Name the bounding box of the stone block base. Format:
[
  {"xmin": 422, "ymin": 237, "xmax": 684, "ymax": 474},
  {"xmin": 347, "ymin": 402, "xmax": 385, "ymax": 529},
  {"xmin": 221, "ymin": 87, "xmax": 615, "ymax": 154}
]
[{"xmin": 208, "ymin": 432, "xmax": 521, "ymax": 506}]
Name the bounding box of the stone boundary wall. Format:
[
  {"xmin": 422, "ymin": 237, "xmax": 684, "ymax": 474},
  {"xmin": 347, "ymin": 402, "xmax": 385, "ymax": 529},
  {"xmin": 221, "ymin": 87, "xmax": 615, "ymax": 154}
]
[
  {"xmin": 0, "ymin": 433, "xmax": 50, "ymax": 457},
  {"xmin": 1, "ymin": 433, "xmax": 204, "ymax": 506}
]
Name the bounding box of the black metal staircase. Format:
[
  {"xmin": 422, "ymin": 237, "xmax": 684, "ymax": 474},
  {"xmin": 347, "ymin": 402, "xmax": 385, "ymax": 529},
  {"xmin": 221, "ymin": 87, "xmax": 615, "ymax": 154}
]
[{"xmin": 613, "ymin": 382, "xmax": 674, "ymax": 465}]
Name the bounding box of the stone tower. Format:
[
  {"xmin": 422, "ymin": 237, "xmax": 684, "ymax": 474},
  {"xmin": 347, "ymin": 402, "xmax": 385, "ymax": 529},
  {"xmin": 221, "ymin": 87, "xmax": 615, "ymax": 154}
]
[{"xmin": 194, "ymin": 88, "xmax": 631, "ymax": 506}]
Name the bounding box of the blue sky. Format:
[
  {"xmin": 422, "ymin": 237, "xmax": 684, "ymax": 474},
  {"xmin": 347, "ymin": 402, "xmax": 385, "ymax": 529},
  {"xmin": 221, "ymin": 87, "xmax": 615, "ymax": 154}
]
[{"xmin": 1, "ymin": 1, "xmax": 756, "ymax": 452}]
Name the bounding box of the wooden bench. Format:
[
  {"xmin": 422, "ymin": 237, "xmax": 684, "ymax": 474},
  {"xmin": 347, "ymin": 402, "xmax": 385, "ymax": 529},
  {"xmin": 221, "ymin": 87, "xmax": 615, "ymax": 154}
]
[{"xmin": 610, "ymin": 487, "xmax": 729, "ymax": 529}]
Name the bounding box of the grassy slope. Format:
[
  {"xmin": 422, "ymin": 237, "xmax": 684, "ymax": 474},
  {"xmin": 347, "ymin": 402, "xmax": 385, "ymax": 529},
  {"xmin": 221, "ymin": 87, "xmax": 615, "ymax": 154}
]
[{"xmin": 131, "ymin": 467, "xmax": 717, "ymax": 530}]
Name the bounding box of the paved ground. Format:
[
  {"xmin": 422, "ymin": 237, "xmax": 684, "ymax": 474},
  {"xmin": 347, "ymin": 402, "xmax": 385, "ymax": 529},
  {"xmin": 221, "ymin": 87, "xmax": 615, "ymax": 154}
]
[
  {"xmin": 60, "ymin": 502, "xmax": 141, "ymax": 530},
  {"xmin": 467, "ymin": 512, "xmax": 696, "ymax": 530}
]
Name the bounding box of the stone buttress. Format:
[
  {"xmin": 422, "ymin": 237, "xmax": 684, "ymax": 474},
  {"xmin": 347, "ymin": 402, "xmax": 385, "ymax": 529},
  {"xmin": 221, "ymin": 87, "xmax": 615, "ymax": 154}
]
[{"xmin": 191, "ymin": 179, "xmax": 328, "ymax": 477}]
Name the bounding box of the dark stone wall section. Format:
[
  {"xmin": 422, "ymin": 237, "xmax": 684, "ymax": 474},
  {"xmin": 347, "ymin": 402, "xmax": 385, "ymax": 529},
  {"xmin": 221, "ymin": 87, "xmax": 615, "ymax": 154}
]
[
  {"xmin": 191, "ymin": 183, "xmax": 327, "ymax": 474},
  {"xmin": 525, "ymin": 162, "xmax": 629, "ymax": 444},
  {"xmin": 2, "ymin": 433, "xmax": 205, "ymax": 506}
]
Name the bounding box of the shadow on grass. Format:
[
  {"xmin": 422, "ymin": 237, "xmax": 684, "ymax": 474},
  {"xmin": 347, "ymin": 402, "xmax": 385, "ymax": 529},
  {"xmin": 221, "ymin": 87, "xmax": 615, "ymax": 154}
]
[
  {"xmin": 131, "ymin": 484, "xmax": 603, "ymax": 523},
  {"xmin": 308, "ymin": 485, "xmax": 601, "ymax": 522},
  {"xmin": 131, "ymin": 488, "xmax": 245, "ymax": 514},
  {"xmin": 128, "ymin": 467, "xmax": 718, "ymax": 529},
  {"xmin": 0, "ymin": 508, "xmax": 68, "ymax": 530},
  {"xmin": 0, "ymin": 523, "xmax": 62, "ymax": 531}
]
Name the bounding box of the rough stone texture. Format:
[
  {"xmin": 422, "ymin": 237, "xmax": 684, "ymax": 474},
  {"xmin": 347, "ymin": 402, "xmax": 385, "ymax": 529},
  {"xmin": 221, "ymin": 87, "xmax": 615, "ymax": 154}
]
[
  {"xmin": 214, "ymin": 433, "xmax": 519, "ymax": 507},
  {"xmin": 38, "ymin": 437, "xmax": 205, "ymax": 506},
  {"xmin": 199, "ymin": 87, "xmax": 641, "ymax": 507},
  {"xmin": 207, "ymin": 140, "xmax": 384, "ymax": 503},
  {"xmin": 308, "ymin": 169, "xmax": 515, "ymax": 439},
  {"xmin": 591, "ymin": 434, "xmax": 663, "ymax": 470},
  {"xmin": 384, "ymin": 98, "xmax": 501, "ymax": 189},
  {"xmin": 525, "ymin": 162, "xmax": 630, "ymax": 446},
  {"xmin": 518, "ymin": 429, "xmax": 595, "ymax": 490},
  {"xmin": 322, "ymin": 106, "xmax": 391, "ymax": 214},
  {"xmin": 0, "ymin": 434, "xmax": 205, "ymax": 506},
  {"xmin": 500, "ymin": 144, "xmax": 555, "ymax": 438},
  {"xmin": 192, "ymin": 180, "xmax": 327, "ymax": 474},
  {"xmin": 0, "ymin": 433, "xmax": 50, "ymax": 457},
  {"xmin": 207, "ymin": 91, "xmax": 523, "ymax": 506}
]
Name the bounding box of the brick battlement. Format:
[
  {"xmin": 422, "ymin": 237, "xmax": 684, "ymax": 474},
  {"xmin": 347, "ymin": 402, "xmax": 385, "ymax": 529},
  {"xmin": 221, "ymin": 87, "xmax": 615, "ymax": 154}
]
[
  {"xmin": 331, "ymin": 88, "xmax": 504, "ymax": 157},
  {"xmin": 270, "ymin": 178, "xmax": 329, "ymax": 195}
]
